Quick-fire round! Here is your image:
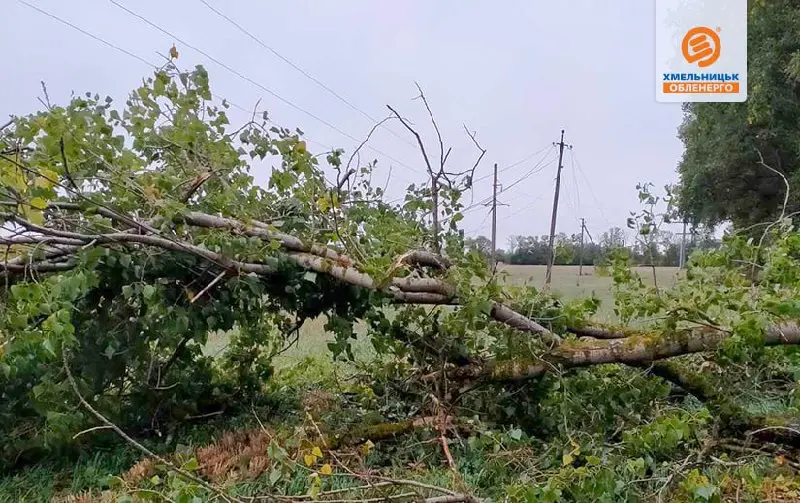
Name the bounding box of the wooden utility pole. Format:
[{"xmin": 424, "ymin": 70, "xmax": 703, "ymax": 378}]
[
  {"xmin": 577, "ymin": 217, "xmax": 586, "ymax": 285},
  {"xmin": 545, "ymin": 130, "xmax": 571, "ymax": 286},
  {"xmin": 490, "ymin": 163, "xmax": 498, "ymax": 270}
]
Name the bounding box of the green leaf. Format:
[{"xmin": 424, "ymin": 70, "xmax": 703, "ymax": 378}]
[
  {"xmin": 29, "ymin": 197, "xmax": 48, "ymax": 210},
  {"xmin": 478, "ymin": 300, "xmax": 494, "ymax": 316},
  {"xmin": 694, "ymin": 484, "xmax": 717, "ymax": 500},
  {"xmin": 268, "ymin": 468, "xmax": 282, "ymax": 486},
  {"xmin": 508, "ymin": 428, "xmax": 523, "ymax": 441},
  {"xmin": 182, "ymin": 457, "xmax": 199, "ymax": 471},
  {"xmin": 142, "ymin": 284, "xmax": 156, "ymax": 300},
  {"xmin": 42, "ymin": 338, "xmax": 56, "ymax": 357},
  {"xmin": 303, "ymin": 271, "xmax": 318, "ymax": 283}
]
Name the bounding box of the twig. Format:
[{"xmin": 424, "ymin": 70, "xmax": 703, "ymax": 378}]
[
  {"xmin": 72, "ymin": 425, "xmax": 113, "ymax": 439},
  {"xmin": 439, "ymin": 428, "xmax": 457, "ymax": 472},
  {"xmin": 413, "ymin": 82, "xmax": 445, "ymax": 177},
  {"xmin": 190, "ymin": 270, "xmax": 227, "ymax": 303},
  {"xmin": 59, "ymin": 137, "xmax": 80, "ymax": 193},
  {"xmin": 278, "ymin": 482, "xmax": 398, "ymax": 500},
  {"xmin": 342, "ymin": 116, "xmax": 395, "ymax": 193},
  {"xmin": 289, "ymin": 492, "xmax": 416, "ymax": 503},
  {"xmin": 748, "ymin": 425, "xmax": 800, "ymax": 438},
  {"xmin": 387, "ymin": 103, "xmax": 439, "ymax": 252},
  {"xmin": 367, "ymin": 477, "xmax": 458, "ymax": 497},
  {"xmin": 184, "ymin": 410, "xmax": 225, "ymax": 420},
  {"xmin": 62, "ymin": 348, "xmax": 245, "ymax": 503},
  {"xmin": 757, "ymin": 149, "xmax": 789, "ymax": 222},
  {"xmin": 461, "ymin": 125, "xmax": 487, "ymax": 185}
]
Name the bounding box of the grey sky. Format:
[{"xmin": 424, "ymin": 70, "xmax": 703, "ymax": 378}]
[{"xmin": 4, "ymin": 0, "xmax": 686, "ymax": 248}]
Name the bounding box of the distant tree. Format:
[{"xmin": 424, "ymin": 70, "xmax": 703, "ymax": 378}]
[
  {"xmin": 677, "ymin": 0, "xmax": 800, "ymax": 228},
  {"xmin": 465, "ymin": 235, "xmax": 492, "ymax": 256},
  {"xmin": 600, "ymin": 227, "xmax": 626, "ymax": 249}
]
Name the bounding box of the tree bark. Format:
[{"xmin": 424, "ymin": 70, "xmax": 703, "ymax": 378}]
[{"xmin": 451, "ymin": 323, "xmax": 800, "ymax": 383}]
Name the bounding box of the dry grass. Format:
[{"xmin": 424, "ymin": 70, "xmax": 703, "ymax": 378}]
[{"xmin": 121, "ymin": 428, "xmax": 277, "ymax": 487}]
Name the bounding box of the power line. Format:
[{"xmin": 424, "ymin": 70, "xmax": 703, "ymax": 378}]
[
  {"xmin": 464, "ymin": 207, "xmax": 493, "ymax": 236},
  {"xmin": 473, "ymin": 144, "xmax": 553, "ymax": 183},
  {"xmin": 458, "ymin": 152, "xmax": 558, "ymax": 217},
  {"xmin": 16, "ymin": 0, "xmax": 335, "ymax": 154},
  {"xmin": 18, "ymin": 0, "xmax": 154, "ymax": 69},
  {"xmin": 504, "ymin": 187, "xmax": 550, "ymax": 219},
  {"xmin": 570, "ymin": 149, "xmax": 613, "ymax": 228},
  {"xmin": 569, "ymin": 148, "xmax": 582, "ymax": 217},
  {"xmin": 106, "ymin": 0, "xmax": 422, "ymax": 176},
  {"xmin": 198, "ymin": 0, "xmax": 417, "ymax": 150},
  {"xmin": 499, "ymin": 149, "xmax": 558, "ymax": 194}
]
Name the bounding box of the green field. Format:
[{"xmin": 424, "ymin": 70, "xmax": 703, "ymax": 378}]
[
  {"xmin": 204, "ymin": 265, "xmax": 681, "ymax": 367},
  {"xmin": 499, "ymin": 264, "xmax": 681, "ymax": 312}
]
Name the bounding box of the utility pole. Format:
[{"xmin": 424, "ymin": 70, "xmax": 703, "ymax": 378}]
[
  {"xmin": 545, "ymin": 129, "xmax": 571, "ymax": 287},
  {"xmin": 679, "ymin": 219, "xmax": 688, "ymax": 269},
  {"xmin": 577, "ymin": 218, "xmax": 586, "ymax": 285},
  {"xmin": 490, "ymin": 163, "xmax": 498, "ymax": 270}
]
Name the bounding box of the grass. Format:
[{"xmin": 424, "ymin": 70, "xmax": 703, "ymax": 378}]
[
  {"xmin": 499, "ymin": 264, "xmax": 681, "ymax": 320},
  {"xmin": 260, "ymin": 265, "xmax": 681, "ymax": 364},
  {"xmin": 204, "ymin": 265, "xmax": 682, "ymax": 366},
  {"xmin": 0, "ymin": 266, "xmax": 681, "ymax": 502}
]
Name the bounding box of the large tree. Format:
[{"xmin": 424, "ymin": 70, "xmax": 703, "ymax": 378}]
[{"xmin": 677, "ymin": 0, "xmax": 800, "ymax": 228}]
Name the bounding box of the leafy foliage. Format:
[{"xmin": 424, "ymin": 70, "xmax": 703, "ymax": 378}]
[
  {"xmin": 677, "ymin": 0, "xmax": 800, "ymax": 227},
  {"xmin": 4, "ymin": 58, "xmax": 800, "ymax": 503}
]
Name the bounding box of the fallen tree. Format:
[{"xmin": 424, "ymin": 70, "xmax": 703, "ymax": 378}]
[{"xmin": 3, "ymin": 64, "xmax": 800, "ymax": 501}]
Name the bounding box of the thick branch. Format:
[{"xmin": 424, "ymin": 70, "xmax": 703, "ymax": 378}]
[
  {"xmin": 455, "ymin": 323, "xmax": 800, "ymax": 383},
  {"xmin": 2, "ymin": 207, "xmax": 558, "ymax": 343},
  {"xmin": 569, "ymin": 324, "xmax": 637, "ymax": 339},
  {"xmin": 0, "ymin": 231, "xmax": 275, "ymax": 275}
]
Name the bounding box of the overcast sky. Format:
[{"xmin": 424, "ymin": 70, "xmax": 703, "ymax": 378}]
[{"xmin": 4, "ymin": 0, "xmax": 687, "ymax": 248}]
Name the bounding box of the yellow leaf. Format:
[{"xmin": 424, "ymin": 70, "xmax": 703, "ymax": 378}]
[
  {"xmin": 311, "ymin": 446, "xmax": 323, "ymax": 458},
  {"xmin": 319, "ymin": 463, "xmax": 332, "ymax": 475},
  {"xmin": 170, "ymin": 44, "xmax": 179, "ymax": 59},
  {"xmin": 361, "ymin": 440, "xmax": 374, "ymax": 455},
  {"xmin": 34, "ymin": 177, "xmax": 52, "ymax": 189},
  {"xmin": 40, "ymin": 168, "xmax": 59, "ymax": 181},
  {"xmin": 303, "ymin": 454, "xmax": 316, "ymax": 467},
  {"xmin": 562, "ymin": 453, "xmax": 574, "ymax": 466},
  {"xmin": 29, "ymin": 197, "xmax": 48, "ymax": 210},
  {"xmin": 308, "ymin": 478, "xmax": 321, "ymax": 498}
]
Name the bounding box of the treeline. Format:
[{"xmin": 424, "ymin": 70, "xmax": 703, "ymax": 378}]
[{"xmin": 465, "ymin": 226, "xmax": 721, "ymax": 267}]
